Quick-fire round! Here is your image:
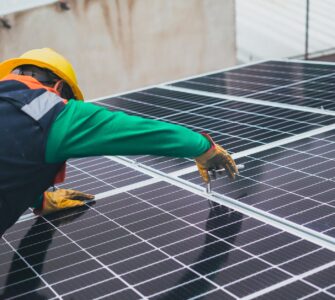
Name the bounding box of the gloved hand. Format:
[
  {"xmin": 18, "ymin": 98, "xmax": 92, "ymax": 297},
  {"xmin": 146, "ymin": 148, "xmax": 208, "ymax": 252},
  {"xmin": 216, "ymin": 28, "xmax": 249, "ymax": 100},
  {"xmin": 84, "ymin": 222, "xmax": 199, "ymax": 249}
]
[
  {"xmin": 195, "ymin": 133, "xmax": 238, "ymax": 183},
  {"xmin": 34, "ymin": 189, "xmax": 95, "ymax": 215}
]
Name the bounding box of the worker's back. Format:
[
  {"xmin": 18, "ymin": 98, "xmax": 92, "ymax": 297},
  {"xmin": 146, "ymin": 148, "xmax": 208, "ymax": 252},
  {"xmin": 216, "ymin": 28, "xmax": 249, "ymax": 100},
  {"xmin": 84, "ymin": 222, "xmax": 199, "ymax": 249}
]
[{"xmin": 0, "ymin": 77, "xmax": 64, "ymax": 235}]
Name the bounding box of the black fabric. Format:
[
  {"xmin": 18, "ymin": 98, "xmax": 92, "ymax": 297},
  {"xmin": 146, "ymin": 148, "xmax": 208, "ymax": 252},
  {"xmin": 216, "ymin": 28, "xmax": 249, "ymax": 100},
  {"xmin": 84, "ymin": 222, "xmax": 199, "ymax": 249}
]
[{"xmin": 0, "ymin": 79, "xmax": 65, "ymax": 236}]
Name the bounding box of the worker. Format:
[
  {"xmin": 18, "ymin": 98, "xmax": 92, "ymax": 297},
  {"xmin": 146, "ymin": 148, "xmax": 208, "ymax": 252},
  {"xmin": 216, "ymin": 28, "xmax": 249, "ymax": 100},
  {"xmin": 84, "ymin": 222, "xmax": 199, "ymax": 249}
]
[{"xmin": 0, "ymin": 48, "xmax": 238, "ymax": 236}]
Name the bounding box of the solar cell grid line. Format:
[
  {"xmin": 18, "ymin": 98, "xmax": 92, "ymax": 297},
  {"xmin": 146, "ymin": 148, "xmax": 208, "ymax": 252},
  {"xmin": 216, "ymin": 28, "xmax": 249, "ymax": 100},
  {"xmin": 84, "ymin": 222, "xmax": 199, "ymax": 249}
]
[
  {"xmin": 42, "ymin": 231, "xmax": 145, "ymax": 300},
  {"xmin": 97, "ymin": 95, "xmax": 193, "ymax": 120},
  {"xmin": 0, "ymin": 193, "xmax": 231, "ymax": 298}
]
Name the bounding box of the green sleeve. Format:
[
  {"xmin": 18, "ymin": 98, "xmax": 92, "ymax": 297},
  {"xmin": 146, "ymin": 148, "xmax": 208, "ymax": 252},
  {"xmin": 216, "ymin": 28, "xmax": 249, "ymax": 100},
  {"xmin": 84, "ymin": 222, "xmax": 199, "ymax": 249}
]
[{"xmin": 45, "ymin": 100, "xmax": 210, "ymax": 163}]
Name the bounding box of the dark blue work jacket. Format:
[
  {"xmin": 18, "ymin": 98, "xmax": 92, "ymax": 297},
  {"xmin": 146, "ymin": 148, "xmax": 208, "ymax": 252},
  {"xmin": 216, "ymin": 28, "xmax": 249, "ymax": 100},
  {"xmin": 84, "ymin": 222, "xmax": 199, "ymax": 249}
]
[{"xmin": 0, "ymin": 75, "xmax": 66, "ymax": 236}]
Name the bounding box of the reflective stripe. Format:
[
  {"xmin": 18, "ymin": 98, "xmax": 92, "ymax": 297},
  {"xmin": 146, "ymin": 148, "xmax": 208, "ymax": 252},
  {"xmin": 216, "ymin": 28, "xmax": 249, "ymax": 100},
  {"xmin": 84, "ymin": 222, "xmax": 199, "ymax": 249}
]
[{"xmin": 21, "ymin": 91, "xmax": 62, "ymax": 120}]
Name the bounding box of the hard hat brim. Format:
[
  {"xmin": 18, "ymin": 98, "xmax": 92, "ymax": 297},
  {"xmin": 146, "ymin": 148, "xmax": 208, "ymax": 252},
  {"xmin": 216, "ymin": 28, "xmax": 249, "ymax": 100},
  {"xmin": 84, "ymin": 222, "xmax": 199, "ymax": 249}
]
[{"xmin": 0, "ymin": 57, "xmax": 84, "ymax": 100}]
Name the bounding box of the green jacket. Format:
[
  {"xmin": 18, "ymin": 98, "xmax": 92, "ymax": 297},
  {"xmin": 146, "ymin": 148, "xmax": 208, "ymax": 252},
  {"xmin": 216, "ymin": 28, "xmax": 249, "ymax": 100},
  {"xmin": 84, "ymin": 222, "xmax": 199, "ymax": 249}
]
[{"xmin": 46, "ymin": 99, "xmax": 210, "ymax": 163}]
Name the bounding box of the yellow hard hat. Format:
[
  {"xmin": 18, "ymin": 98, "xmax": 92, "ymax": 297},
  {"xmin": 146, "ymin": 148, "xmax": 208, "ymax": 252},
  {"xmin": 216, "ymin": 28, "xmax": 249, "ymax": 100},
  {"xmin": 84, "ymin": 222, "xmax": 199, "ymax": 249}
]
[{"xmin": 0, "ymin": 48, "xmax": 83, "ymax": 100}]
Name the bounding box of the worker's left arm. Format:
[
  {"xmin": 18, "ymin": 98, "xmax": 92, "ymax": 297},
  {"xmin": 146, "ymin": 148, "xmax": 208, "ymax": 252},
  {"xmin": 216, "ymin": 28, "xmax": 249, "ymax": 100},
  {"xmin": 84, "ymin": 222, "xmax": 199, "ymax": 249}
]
[
  {"xmin": 47, "ymin": 100, "xmax": 237, "ymax": 181},
  {"xmin": 45, "ymin": 100, "xmax": 212, "ymax": 161}
]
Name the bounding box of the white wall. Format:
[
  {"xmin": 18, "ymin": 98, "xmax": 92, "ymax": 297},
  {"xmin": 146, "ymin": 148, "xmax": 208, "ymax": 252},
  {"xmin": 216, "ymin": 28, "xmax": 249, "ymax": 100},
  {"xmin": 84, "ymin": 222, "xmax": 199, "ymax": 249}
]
[
  {"xmin": 0, "ymin": 0, "xmax": 236, "ymax": 100},
  {"xmin": 0, "ymin": 0, "xmax": 57, "ymax": 15},
  {"xmin": 236, "ymin": 0, "xmax": 335, "ymax": 63}
]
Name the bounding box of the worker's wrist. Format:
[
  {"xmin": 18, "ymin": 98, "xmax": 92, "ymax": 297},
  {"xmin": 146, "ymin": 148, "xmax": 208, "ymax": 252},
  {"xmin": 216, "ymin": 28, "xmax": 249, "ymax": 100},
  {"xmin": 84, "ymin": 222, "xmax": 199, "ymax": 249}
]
[
  {"xmin": 195, "ymin": 133, "xmax": 214, "ymax": 157},
  {"xmin": 201, "ymin": 132, "xmax": 216, "ymax": 149}
]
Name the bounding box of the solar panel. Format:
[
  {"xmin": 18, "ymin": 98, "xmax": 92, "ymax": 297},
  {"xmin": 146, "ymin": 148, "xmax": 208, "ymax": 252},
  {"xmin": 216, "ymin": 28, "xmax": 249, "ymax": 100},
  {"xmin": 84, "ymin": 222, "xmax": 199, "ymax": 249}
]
[
  {"xmin": 2, "ymin": 59, "xmax": 335, "ymax": 299},
  {"xmin": 1, "ymin": 181, "xmax": 334, "ymax": 299}
]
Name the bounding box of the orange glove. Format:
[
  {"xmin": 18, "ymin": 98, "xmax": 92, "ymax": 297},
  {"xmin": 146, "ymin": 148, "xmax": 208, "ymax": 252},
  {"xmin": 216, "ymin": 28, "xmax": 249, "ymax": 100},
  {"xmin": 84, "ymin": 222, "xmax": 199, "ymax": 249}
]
[
  {"xmin": 34, "ymin": 189, "xmax": 94, "ymax": 215},
  {"xmin": 195, "ymin": 133, "xmax": 238, "ymax": 183}
]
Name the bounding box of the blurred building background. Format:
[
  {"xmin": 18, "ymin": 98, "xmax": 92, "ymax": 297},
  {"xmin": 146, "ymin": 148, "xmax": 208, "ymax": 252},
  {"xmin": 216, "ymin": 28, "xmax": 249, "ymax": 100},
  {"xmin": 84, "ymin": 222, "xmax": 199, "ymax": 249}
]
[
  {"xmin": 0, "ymin": 0, "xmax": 335, "ymax": 99},
  {"xmin": 0, "ymin": 0, "xmax": 236, "ymax": 99},
  {"xmin": 236, "ymin": 0, "xmax": 335, "ymax": 63}
]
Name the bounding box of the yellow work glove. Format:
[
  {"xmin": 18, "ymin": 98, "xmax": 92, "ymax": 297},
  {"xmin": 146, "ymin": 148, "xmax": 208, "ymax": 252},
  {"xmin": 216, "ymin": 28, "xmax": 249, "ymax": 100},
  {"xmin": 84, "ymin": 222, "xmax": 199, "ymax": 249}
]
[
  {"xmin": 195, "ymin": 133, "xmax": 238, "ymax": 183},
  {"xmin": 34, "ymin": 189, "xmax": 95, "ymax": 215}
]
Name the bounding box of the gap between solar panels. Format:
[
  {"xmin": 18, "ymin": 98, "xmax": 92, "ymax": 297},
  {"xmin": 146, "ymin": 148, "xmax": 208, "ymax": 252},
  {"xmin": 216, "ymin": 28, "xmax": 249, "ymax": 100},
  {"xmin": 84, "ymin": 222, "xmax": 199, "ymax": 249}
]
[{"xmin": 104, "ymin": 155, "xmax": 335, "ymax": 252}]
